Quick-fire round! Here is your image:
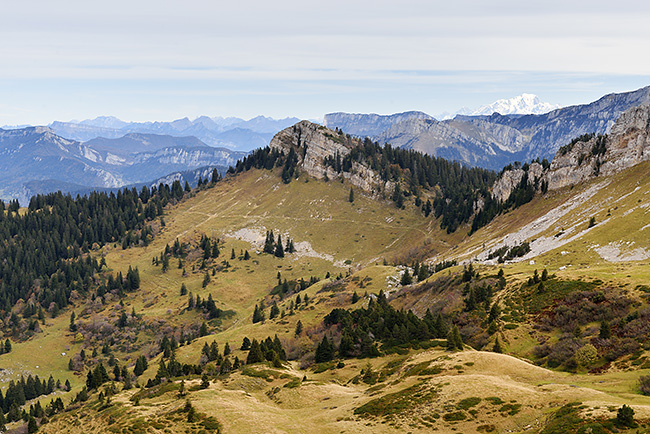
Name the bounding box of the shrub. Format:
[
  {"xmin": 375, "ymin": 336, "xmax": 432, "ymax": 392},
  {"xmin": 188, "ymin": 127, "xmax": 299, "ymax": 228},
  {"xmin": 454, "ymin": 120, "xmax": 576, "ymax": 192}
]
[
  {"xmin": 443, "ymin": 411, "xmax": 467, "ymax": 421},
  {"xmin": 639, "ymin": 375, "xmax": 650, "ymax": 395},
  {"xmin": 616, "ymin": 404, "xmax": 635, "ymax": 428}
]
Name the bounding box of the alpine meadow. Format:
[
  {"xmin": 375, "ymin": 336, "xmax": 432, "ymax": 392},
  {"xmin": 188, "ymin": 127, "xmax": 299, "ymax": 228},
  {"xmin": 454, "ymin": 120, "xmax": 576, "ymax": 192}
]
[{"xmin": 5, "ymin": 2, "xmax": 650, "ymax": 432}]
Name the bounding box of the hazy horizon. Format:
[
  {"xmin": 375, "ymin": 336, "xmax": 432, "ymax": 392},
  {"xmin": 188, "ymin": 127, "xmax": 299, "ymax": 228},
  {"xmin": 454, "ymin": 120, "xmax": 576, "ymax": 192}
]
[{"xmin": 2, "ymin": 0, "xmax": 650, "ymax": 125}]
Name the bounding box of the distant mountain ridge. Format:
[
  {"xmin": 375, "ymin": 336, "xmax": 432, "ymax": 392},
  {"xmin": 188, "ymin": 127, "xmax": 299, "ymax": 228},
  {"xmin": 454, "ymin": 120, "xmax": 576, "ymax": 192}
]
[
  {"xmin": 324, "ymin": 86, "xmax": 650, "ymax": 170},
  {"xmin": 43, "ymin": 115, "xmax": 299, "ymax": 151},
  {"xmin": 323, "ymin": 111, "xmax": 434, "ymax": 138},
  {"xmin": 0, "ymin": 127, "xmax": 246, "ymax": 203},
  {"xmin": 453, "ymin": 93, "xmax": 560, "ymax": 117}
]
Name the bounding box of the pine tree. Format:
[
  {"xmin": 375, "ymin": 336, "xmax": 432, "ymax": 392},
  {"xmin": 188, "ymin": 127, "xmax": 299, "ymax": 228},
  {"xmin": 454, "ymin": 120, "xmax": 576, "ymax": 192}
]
[
  {"xmin": 231, "ymin": 248, "xmax": 236, "ymax": 260},
  {"xmin": 199, "ymin": 322, "xmax": 208, "ymax": 337},
  {"xmin": 447, "ymin": 325, "xmax": 463, "ymax": 351},
  {"xmin": 315, "ymin": 336, "xmax": 335, "ymax": 363},
  {"xmin": 161, "ymin": 254, "xmax": 169, "ymax": 273},
  {"xmin": 600, "ymin": 320, "xmax": 612, "ymax": 339},
  {"xmin": 202, "ymin": 272, "xmax": 211, "ymax": 288},
  {"xmin": 275, "ymin": 235, "xmax": 284, "ymax": 258},
  {"xmin": 295, "ymin": 320, "xmax": 303, "ymax": 337},
  {"xmin": 269, "ymin": 302, "xmax": 280, "ymax": 319},
  {"xmin": 616, "ymin": 404, "xmax": 636, "ymax": 428},
  {"xmin": 241, "ymin": 337, "xmax": 251, "ymax": 350},
  {"xmin": 69, "ymin": 312, "xmax": 77, "ymax": 332},
  {"xmin": 180, "ymin": 283, "xmax": 188, "ymax": 296},
  {"xmin": 28, "ymin": 416, "xmax": 38, "ymax": 433},
  {"xmin": 263, "ymin": 231, "xmax": 275, "ymax": 254},
  {"xmin": 200, "ymin": 374, "xmax": 210, "ymax": 389},
  {"xmin": 493, "ymin": 337, "xmax": 503, "ymax": 353},
  {"xmin": 400, "ymin": 269, "xmax": 412, "ymax": 286},
  {"xmin": 243, "ymin": 250, "xmax": 250, "ymax": 260},
  {"xmin": 246, "ymin": 339, "xmax": 264, "ymax": 364},
  {"xmin": 118, "ymin": 311, "xmax": 128, "ymax": 328},
  {"xmin": 348, "ymin": 188, "xmax": 354, "ymax": 203}
]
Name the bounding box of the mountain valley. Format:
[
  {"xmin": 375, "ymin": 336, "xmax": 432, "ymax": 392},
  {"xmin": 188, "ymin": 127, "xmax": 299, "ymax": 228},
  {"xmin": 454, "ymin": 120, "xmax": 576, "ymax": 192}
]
[{"xmin": 4, "ymin": 93, "xmax": 650, "ymax": 434}]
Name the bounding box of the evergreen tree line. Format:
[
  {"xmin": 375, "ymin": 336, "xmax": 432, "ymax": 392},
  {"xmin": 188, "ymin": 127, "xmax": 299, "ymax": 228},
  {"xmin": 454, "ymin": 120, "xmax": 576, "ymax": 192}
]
[
  {"xmin": 0, "ymin": 185, "xmax": 163, "ymax": 314},
  {"xmin": 271, "ymin": 276, "xmax": 319, "ymax": 298},
  {"xmin": 1, "ymin": 374, "xmax": 60, "ymax": 414},
  {"xmin": 226, "ymin": 137, "xmax": 497, "ymax": 233},
  {"xmin": 244, "ymin": 335, "xmax": 287, "ymax": 366},
  {"xmin": 186, "ymin": 292, "xmax": 222, "ymax": 319},
  {"xmin": 321, "ymin": 137, "xmax": 497, "ymax": 233},
  {"xmin": 320, "ymin": 291, "xmax": 449, "ymax": 360}
]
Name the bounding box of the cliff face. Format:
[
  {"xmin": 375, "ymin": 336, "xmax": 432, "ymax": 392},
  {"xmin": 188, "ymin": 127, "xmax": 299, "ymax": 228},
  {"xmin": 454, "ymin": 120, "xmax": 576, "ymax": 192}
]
[
  {"xmin": 493, "ymin": 104, "xmax": 650, "ymax": 201},
  {"xmin": 374, "ymin": 118, "xmax": 516, "ymax": 171},
  {"xmin": 491, "ymin": 162, "xmax": 544, "ymax": 202},
  {"xmin": 325, "ymin": 86, "xmax": 650, "ymax": 171},
  {"xmin": 323, "ymin": 111, "xmax": 434, "ymax": 138},
  {"xmin": 269, "ymin": 120, "xmax": 386, "ymax": 193}
]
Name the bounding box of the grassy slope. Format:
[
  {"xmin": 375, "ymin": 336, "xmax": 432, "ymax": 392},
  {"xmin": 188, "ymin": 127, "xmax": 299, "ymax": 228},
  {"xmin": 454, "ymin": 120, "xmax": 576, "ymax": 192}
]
[{"xmin": 8, "ymin": 163, "xmax": 650, "ymax": 433}]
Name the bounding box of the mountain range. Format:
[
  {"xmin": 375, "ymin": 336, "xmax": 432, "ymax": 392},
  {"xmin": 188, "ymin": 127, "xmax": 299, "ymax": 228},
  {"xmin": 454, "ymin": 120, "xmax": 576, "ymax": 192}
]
[
  {"xmin": 16, "ymin": 115, "xmax": 301, "ymax": 152},
  {"xmin": 0, "ymin": 127, "xmax": 246, "ymax": 203},
  {"xmin": 324, "ymin": 86, "xmax": 650, "ymax": 170},
  {"xmin": 8, "ymin": 95, "xmax": 650, "ymax": 434},
  {"xmin": 448, "ymin": 93, "xmax": 560, "ymax": 118}
]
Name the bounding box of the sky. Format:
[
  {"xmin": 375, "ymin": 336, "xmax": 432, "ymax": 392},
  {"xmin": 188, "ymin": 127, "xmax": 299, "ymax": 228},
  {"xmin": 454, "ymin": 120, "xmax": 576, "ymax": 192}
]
[{"xmin": 1, "ymin": 0, "xmax": 650, "ymax": 125}]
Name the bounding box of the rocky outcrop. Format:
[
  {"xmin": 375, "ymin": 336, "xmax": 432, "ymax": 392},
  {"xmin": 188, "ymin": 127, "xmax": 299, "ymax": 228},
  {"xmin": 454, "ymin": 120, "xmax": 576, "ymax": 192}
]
[
  {"xmin": 270, "ymin": 121, "xmax": 387, "ymax": 194},
  {"xmin": 493, "ymin": 104, "xmax": 650, "ymax": 201},
  {"xmin": 491, "ymin": 162, "xmax": 544, "ymax": 202}
]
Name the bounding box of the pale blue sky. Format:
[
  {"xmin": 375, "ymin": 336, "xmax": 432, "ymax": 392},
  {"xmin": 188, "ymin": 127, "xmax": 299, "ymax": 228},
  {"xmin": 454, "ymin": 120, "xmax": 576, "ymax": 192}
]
[{"xmin": 1, "ymin": 0, "xmax": 650, "ymax": 125}]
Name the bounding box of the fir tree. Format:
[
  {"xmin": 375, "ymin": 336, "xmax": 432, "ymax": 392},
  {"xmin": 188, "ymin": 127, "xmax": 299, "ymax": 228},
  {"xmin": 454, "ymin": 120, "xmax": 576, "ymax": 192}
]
[
  {"xmin": 263, "ymin": 231, "xmax": 275, "ymax": 254},
  {"xmin": 493, "ymin": 337, "xmax": 503, "ymax": 353},
  {"xmin": 295, "ymin": 320, "xmax": 303, "ymax": 337},
  {"xmin": 202, "ymin": 272, "xmax": 211, "ymax": 288},
  {"xmin": 269, "ymin": 302, "xmax": 280, "ymax": 319},
  {"xmin": 199, "ymin": 322, "xmax": 208, "ymax": 337},
  {"xmin": 315, "ymin": 336, "xmax": 335, "ymax": 363},
  {"xmin": 600, "ymin": 320, "xmax": 612, "ymax": 339},
  {"xmin": 400, "ymin": 269, "xmax": 412, "ymax": 286},
  {"xmin": 28, "ymin": 416, "xmax": 38, "ymax": 433},
  {"xmin": 275, "ymin": 235, "xmax": 284, "ymax": 258},
  {"xmin": 69, "ymin": 312, "xmax": 77, "ymax": 332},
  {"xmin": 246, "ymin": 339, "xmax": 264, "ymax": 364}
]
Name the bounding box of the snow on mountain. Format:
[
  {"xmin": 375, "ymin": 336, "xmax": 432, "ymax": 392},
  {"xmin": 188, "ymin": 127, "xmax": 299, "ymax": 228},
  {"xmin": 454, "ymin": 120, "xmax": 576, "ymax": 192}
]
[{"xmin": 441, "ymin": 94, "xmax": 560, "ymax": 119}]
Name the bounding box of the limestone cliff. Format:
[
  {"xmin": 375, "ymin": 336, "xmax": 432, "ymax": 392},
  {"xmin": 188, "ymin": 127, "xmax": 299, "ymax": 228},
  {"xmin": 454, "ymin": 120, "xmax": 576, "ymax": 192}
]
[
  {"xmin": 269, "ymin": 120, "xmax": 386, "ymax": 194},
  {"xmin": 492, "ymin": 104, "xmax": 650, "ymax": 202},
  {"xmin": 491, "ymin": 162, "xmax": 544, "ymax": 203}
]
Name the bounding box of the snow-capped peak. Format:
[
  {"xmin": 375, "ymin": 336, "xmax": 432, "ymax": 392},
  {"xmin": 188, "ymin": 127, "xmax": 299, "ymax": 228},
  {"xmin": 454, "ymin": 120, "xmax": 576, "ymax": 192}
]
[{"xmin": 444, "ymin": 94, "xmax": 560, "ymax": 119}]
